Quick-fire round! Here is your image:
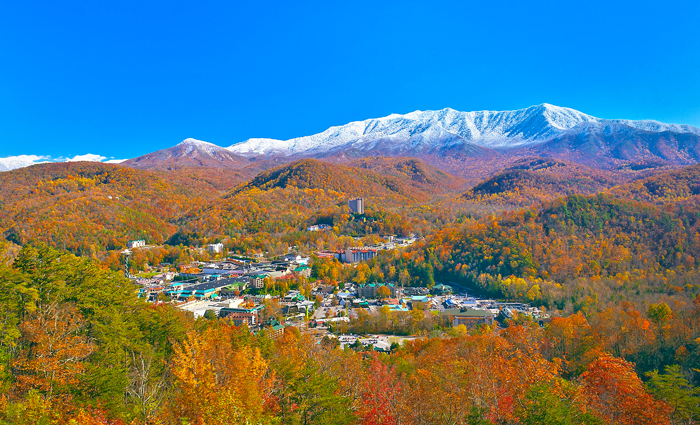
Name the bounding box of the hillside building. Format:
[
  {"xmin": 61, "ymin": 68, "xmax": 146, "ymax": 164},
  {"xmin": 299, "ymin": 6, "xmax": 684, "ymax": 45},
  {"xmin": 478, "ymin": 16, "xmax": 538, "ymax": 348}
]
[
  {"xmin": 348, "ymin": 198, "xmax": 365, "ymax": 214},
  {"xmin": 207, "ymin": 243, "xmax": 224, "ymax": 254},
  {"xmin": 341, "ymin": 247, "xmax": 377, "ymax": 263},
  {"xmin": 127, "ymin": 239, "xmax": 146, "ymax": 249}
]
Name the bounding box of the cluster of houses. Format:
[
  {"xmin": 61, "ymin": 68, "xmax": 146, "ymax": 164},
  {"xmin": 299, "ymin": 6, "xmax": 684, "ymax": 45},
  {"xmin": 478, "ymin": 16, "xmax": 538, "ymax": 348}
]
[
  {"xmin": 137, "ymin": 253, "xmax": 312, "ymax": 302},
  {"xmin": 312, "ymin": 282, "xmax": 547, "ymax": 331},
  {"xmin": 131, "ymin": 229, "xmax": 547, "ymax": 344}
]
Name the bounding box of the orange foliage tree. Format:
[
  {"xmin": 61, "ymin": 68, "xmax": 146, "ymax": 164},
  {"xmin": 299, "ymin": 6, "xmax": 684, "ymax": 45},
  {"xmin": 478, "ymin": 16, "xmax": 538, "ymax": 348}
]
[
  {"xmin": 12, "ymin": 303, "xmax": 94, "ymax": 400},
  {"xmin": 580, "ymin": 354, "xmax": 670, "ymax": 425}
]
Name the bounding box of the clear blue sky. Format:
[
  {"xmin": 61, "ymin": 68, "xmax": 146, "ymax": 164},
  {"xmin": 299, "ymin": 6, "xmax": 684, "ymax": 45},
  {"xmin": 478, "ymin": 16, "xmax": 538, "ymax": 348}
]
[{"xmin": 1, "ymin": 0, "xmax": 699, "ymax": 159}]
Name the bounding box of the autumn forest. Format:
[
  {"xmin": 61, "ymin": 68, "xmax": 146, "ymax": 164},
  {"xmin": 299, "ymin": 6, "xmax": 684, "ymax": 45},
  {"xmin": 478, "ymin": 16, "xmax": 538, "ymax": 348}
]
[{"xmin": 1, "ymin": 155, "xmax": 700, "ymax": 424}]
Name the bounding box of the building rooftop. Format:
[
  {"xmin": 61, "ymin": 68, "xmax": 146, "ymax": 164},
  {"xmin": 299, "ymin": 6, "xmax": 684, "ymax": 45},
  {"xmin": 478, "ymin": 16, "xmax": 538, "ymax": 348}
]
[{"xmin": 441, "ymin": 308, "xmax": 494, "ymax": 318}]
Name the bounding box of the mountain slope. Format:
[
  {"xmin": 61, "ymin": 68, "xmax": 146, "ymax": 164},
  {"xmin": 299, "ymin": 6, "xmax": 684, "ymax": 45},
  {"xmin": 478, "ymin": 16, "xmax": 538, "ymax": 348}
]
[
  {"xmin": 171, "ymin": 159, "xmax": 456, "ymax": 245},
  {"xmin": 123, "ymin": 138, "xmax": 250, "ymax": 170},
  {"xmin": 227, "ymin": 159, "xmax": 426, "ymax": 200},
  {"xmin": 228, "ymin": 104, "xmax": 700, "ymax": 158},
  {"xmin": 348, "ymin": 157, "xmax": 467, "ymax": 191},
  {"xmin": 609, "ymin": 163, "xmax": 700, "ymax": 205},
  {"xmin": 462, "ymin": 158, "xmax": 625, "ymax": 207},
  {"xmin": 528, "ymin": 122, "xmax": 700, "ymax": 167},
  {"xmin": 0, "ymin": 162, "xmax": 206, "ymax": 254}
]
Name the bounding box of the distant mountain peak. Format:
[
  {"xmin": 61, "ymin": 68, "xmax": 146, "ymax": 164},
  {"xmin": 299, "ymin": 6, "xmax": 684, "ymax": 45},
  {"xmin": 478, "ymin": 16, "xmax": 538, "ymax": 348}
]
[
  {"xmin": 227, "ymin": 104, "xmax": 700, "ymax": 158},
  {"xmin": 122, "ymin": 138, "xmax": 247, "ymax": 170},
  {"xmin": 178, "ymin": 138, "xmax": 214, "ymax": 146}
]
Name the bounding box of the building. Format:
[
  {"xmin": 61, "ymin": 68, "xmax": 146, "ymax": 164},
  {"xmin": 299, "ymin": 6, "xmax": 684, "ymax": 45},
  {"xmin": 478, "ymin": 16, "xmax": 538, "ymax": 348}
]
[
  {"xmin": 249, "ymin": 273, "xmax": 268, "ymax": 289},
  {"xmin": 348, "ymin": 198, "xmax": 365, "ymax": 214},
  {"xmin": 220, "ymin": 305, "xmax": 264, "ymax": 327},
  {"xmin": 284, "ymin": 254, "xmax": 310, "ymax": 265},
  {"xmin": 431, "ymin": 284, "xmax": 453, "ymax": 295},
  {"xmin": 171, "ymin": 280, "xmax": 233, "ymax": 300},
  {"xmin": 440, "ymin": 308, "xmax": 495, "ymax": 330},
  {"xmin": 341, "ymin": 247, "xmax": 377, "ymax": 263},
  {"xmin": 265, "ymin": 320, "xmax": 286, "ymax": 339},
  {"xmin": 357, "ymin": 283, "xmax": 398, "ymax": 299},
  {"xmin": 216, "ymin": 276, "xmax": 250, "ymax": 295},
  {"xmin": 127, "ymin": 239, "xmax": 146, "ymax": 249},
  {"xmin": 293, "ymin": 265, "xmax": 312, "ymax": 278},
  {"xmin": 207, "ymin": 243, "xmax": 224, "ymax": 254}
]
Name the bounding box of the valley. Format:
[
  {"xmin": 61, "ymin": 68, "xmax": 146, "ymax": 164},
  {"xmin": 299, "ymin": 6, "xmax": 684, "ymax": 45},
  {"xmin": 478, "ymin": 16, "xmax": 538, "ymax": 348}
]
[{"xmin": 1, "ymin": 105, "xmax": 700, "ymax": 424}]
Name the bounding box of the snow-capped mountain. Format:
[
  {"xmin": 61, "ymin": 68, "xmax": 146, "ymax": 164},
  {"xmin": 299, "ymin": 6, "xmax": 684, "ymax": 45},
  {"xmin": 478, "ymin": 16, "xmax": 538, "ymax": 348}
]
[
  {"xmin": 123, "ymin": 138, "xmax": 249, "ymax": 170},
  {"xmin": 227, "ymin": 104, "xmax": 700, "ymax": 157}
]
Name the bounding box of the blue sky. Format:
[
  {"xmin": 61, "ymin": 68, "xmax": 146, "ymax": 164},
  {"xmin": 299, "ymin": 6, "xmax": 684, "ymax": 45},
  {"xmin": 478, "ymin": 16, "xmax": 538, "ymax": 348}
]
[{"xmin": 1, "ymin": 0, "xmax": 699, "ymax": 160}]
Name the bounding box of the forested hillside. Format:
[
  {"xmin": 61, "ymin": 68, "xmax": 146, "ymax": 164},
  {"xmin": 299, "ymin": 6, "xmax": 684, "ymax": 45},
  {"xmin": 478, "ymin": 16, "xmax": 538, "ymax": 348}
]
[
  {"xmin": 0, "ymin": 163, "xmax": 213, "ymax": 255},
  {"xmin": 1, "ymin": 161, "xmax": 700, "ymax": 424},
  {"xmin": 170, "ymin": 159, "xmax": 469, "ymax": 254},
  {"xmin": 0, "ymin": 243, "xmax": 698, "ymax": 424},
  {"xmin": 383, "ymin": 193, "xmax": 700, "ymax": 313},
  {"xmin": 349, "ymin": 156, "xmax": 468, "ymax": 192},
  {"xmin": 610, "ymin": 163, "xmax": 700, "ymax": 204},
  {"xmin": 462, "ymin": 158, "xmax": 625, "ymax": 207}
]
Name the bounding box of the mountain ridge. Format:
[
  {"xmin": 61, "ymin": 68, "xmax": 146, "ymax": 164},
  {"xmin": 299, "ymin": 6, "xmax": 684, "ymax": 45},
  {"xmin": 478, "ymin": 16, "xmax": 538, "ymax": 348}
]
[
  {"xmin": 227, "ymin": 104, "xmax": 700, "ymax": 156},
  {"xmin": 6, "ymin": 104, "xmax": 700, "ymax": 178}
]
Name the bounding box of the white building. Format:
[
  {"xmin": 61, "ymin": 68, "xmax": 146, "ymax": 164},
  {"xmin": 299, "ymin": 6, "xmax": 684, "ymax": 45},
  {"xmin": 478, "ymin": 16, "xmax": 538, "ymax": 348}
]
[
  {"xmin": 208, "ymin": 243, "xmax": 224, "ymax": 254},
  {"xmin": 127, "ymin": 240, "xmax": 146, "ymax": 249}
]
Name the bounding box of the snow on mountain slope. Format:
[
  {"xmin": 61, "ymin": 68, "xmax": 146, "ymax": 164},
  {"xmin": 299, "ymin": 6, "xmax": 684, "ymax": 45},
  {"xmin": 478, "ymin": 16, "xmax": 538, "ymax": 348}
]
[
  {"xmin": 175, "ymin": 138, "xmax": 227, "ymax": 156},
  {"xmin": 227, "ymin": 104, "xmax": 700, "ymax": 156},
  {"xmin": 122, "ymin": 138, "xmax": 249, "ymax": 170}
]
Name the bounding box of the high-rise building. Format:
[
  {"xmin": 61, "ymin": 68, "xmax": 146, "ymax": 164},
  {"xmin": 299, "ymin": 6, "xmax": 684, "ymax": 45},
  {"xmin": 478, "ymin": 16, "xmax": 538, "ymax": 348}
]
[{"xmin": 348, "ymin": 198, "xmax": 364, "ymax": 214}]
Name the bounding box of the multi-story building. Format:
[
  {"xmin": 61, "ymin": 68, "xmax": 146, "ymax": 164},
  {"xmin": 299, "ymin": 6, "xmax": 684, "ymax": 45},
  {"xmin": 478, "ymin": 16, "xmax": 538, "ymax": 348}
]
[
  {"xmin": 207, "ymin": 243, "xmax": 224, "ymax": 254},
  {"xmin": 219, "ymin": 305, "xmax": 264, "ymax": 326},
  {"xmin": 356, "ymin": 282, "xmax": 398, "ymax": 299},
  {"xmin": 341, "ymin": 247, "xmax": 377, "ymax": 263},
  {"xmin": 249, "ymin": 273, "xmax": 269, "ymax": 289},
  {"xmin": 440, "ymin": 308, "xmax": 495, "ymax": 330},
  {"xmin": 348, "ymin": 198, "xmax": 365, "ymax": 214},
  {"xmin": 127, "ymin": 239, "xmax": 146, "ymax": 249}
]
